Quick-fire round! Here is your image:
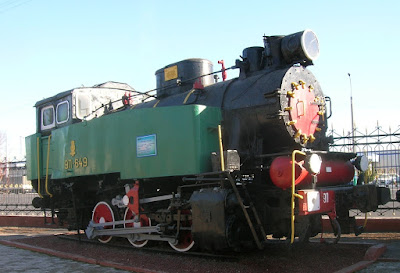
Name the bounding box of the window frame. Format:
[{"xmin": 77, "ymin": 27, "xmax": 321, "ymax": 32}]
[
  {"xmin": 41, "ymin": 105, "xmax": 55, "ymax": 131},
  {"xmin": 75, "ymin": 93, "xmax": 92, "ymax": 120},
  {"xmin": 56, "ymin": 101, "xmax": 70, "ymax": 125}
]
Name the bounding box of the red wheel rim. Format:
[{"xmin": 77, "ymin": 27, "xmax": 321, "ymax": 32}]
[
  {"xmin": 124, "ymin": 208, "xmax": 151, "ymax": 248},
  {"xmin": 169, "ymin": 230, "xmax": 194, "ymax": 252},
  {"xmin": 169, "ymin": 210, "xmax": 194, "ymax": 252},
  {"xmin": 92, "ymin": 201, "xmax": 115, "ymax": 243}
]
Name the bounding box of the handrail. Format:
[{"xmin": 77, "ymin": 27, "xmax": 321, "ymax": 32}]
[
  {"xmin": 45, "ymin": 135, "xmax": 53, "ymax": 197},
  {"xmin": 291, "ymin": 150, "xmax": 305, "ymax": 244},
  {"xmin": 36, "ymin": 137, "xmax": 43, "ymax": 198},
  {"xmin": 183, "ymin": 89, "xmax": 196, "ymax": 104},
  {"xmin": 152, "ymin": 100, "xmax": 160, "ymax": 108},
  {"xmin": 218, "ymin": 125, "xmax": 225, "ymax": 171}
]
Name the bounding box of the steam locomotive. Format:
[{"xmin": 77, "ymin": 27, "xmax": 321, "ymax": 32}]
[{"xmin": 25, "ymin": 30, "xmax": 390, "ymax": 252}]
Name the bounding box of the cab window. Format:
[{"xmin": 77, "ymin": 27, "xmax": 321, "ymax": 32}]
[
  {"xmin": 41, "ymin": 105, "xmax": 55, "ymax": 130},
  {"xmin": 56, "ymin": 101, "xmax": 69, "ymax": 124},
  {"xmin": 76, "ymin": 93, "xmax": 91, "ymax": 119}
]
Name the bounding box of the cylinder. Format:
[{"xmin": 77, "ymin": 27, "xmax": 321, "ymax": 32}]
[
  {"xmin": 269, "ymin": 156, "xmax": 355, "ymax": 189},
  {"xmin": 155, "ymin": 59, "xmax": 213, "ymax": 98},
  {"xmin": 242, "ymin": 47, "xmax": 264, "ymax": 72},
  {"xmin": 301, "ymin": 160, "xmax": 355, "ymax": 187},
  {"xmin": 269, "ymin": 156, "xmax": 308, "ymax": 189}
]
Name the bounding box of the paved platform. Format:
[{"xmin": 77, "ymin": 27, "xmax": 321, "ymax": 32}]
[
  {"xmin": 0, "ymin": 227, "xmax": 399, "ymax": 273},
  {"xmin": 0, "ymin": 228, "xmax": 131, "ymax": 273},
  {"xmin": 357, "ymin": 242, "xmax": 400, "ymax": 273},
  {"xmin": 0, "ymin": 244, "xmax": 130, "ymax": 273}
]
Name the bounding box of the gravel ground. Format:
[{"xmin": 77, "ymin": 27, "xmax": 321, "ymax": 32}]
[
  {"xmin": 3, "ymin": 227, "xmax": 399, "ymax": 273},
  {"xmin": 0, "ymin": 228, "xmax": 400, "ymax": 272},
  {"xmin": 9, "ymin": 237, "xmax": 369, "ymax": 273}
]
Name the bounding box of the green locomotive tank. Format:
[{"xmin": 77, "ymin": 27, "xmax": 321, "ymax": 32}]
[{"xmin": 26, "ymin": 104, "xmax": 221, "ymax": 181}]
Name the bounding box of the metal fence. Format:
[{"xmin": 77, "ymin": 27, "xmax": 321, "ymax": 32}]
[
  {"xmin": 0, "ymin": 126, "xmax": 399, "ymax": 217},
  {"xmin": 329, "ymin": 125, "xmax": 400, "ymax": 216},
  {"xmin": 0, "ymin": 161, "xmax": 45, "ymax": 216}
]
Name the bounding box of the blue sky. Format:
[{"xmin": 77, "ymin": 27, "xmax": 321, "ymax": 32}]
[{"xmin": 1, "ymin": 0, "xmax": 399, "ymax": 159}]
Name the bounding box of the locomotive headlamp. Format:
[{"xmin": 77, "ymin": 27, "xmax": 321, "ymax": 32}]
[
  {"xmin": 305, "ymin": 153, "xmax": 322, "ymax": 175},
  {"xmin": 281, "ymin": 29, "xmax": 320, "ymax": 64},
  {"xmin": 122, "ymin": 195, "xmax": 129, "ymax": 206},
  {"xmin": 353, "ymin": 155, "xmax": 369, "ymax": 172}
]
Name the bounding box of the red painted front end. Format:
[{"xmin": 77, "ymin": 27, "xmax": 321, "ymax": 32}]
[
  {"xmin": 297, "ymin": 189, "xmax": 336, "ymax": 216},
  {"xmin": 269, "ymin": 156, "xmax": 355, "ymax": 189}
]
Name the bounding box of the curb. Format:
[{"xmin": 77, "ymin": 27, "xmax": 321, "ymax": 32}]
[
  {"xmin": 334, "ymin": 243, "xmax": 387, "ymax": 273},
  {"xmin": 378, "ymin": 257, "xmax": 400, "ymax": 262},
  {"xmin": 0, "ymin": 239, "xmax": 165, "ymax": 273},
  {"xmin": 0, "ymin": 216, "xmax": 64, "ymax": 228},
  {"xmin": 322, "ymin": 218, "xmax": 400, "ymax": 232},
  {"xmin": 364, "ymin": 244, "xmax": 387, "ymax": 261}
]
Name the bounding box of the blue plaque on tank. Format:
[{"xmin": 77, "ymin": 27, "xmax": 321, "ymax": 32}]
[{"xmin": 137, "ymin": 134, "xmax": 157, "ymax": 157}]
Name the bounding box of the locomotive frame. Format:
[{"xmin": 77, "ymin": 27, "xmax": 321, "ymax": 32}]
[{"xmin": 26, "ymin": 30, "xmax": 390, "ymax": 252}]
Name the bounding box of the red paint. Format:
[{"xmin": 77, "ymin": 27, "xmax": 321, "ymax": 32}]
[
  {"xmin": 301, "ymin": 160, "xmax": 355, "ymax": 187},
  {"xmin": 298, "ymin": 190, "xmax": 336, "ymax": 215},
  {"xmin": 269, "ymin": 156, "xmax": 355, "ymax": 189},
  {"xmin": 92, "ymin": 202, "xmax": 114, "ymax": 224},
  {"xmin": 218, "ymin": 60, "xmax": 227, "ymax": 81},
  {"xmin": 123, "ymin": 92, "xmax": 129, "ymax": 105},
  {"xmin": 269, "ymin": 156, "xmax": 308, "ymax": 189},
  {"xmin": 0, "ymin": 216, "xmax": 64, "ymax": 227},
  {"xmin": 127, "ymin": 181, "xmax": 140, "ymax": 215},
  {"xmin": 193, "ymin": 78, "xmax": 204, "ymax": 89},
  {"xmin": 288, "ymin": 85, "xmax": 319, "ymax": 136}
]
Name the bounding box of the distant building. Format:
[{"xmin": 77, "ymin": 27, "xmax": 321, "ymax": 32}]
[{"xmin": 0, "ymin": 160, "xmax": 27, "ymax": 188}]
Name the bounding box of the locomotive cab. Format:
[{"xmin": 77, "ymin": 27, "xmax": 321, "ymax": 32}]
[
  {"xmin": 26, "ymin": 81, "xmax": 135, "ymax": 202},
  {"xmin": 34, "ymin": 81, "xmax": 134, "ymax": 134},
  {"xmin": 36, "ymin": 91, "xmax": 73, "ymax": 134}
]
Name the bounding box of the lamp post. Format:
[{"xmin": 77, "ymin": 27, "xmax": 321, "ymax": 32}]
[{"xmin": 348, "ymin": 73, "xmax": 355, "ymax": 152}]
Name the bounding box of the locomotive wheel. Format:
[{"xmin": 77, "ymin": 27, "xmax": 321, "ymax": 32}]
[
  {"xmin": 168, "ymin": 210, "xmax": 195, "ymax": 252},
  {"xmin": 124, "ymin": 207, "xmax": 151, "ymax": 248},
  {"xmin": 92, "ymin": 201, "xmax": 115, "ymax": 244}
]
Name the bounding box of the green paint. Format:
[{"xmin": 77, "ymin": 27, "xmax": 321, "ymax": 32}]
[{"xmin": 26, "ymin": 105, "xmax": 222, "ymax": 180}]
